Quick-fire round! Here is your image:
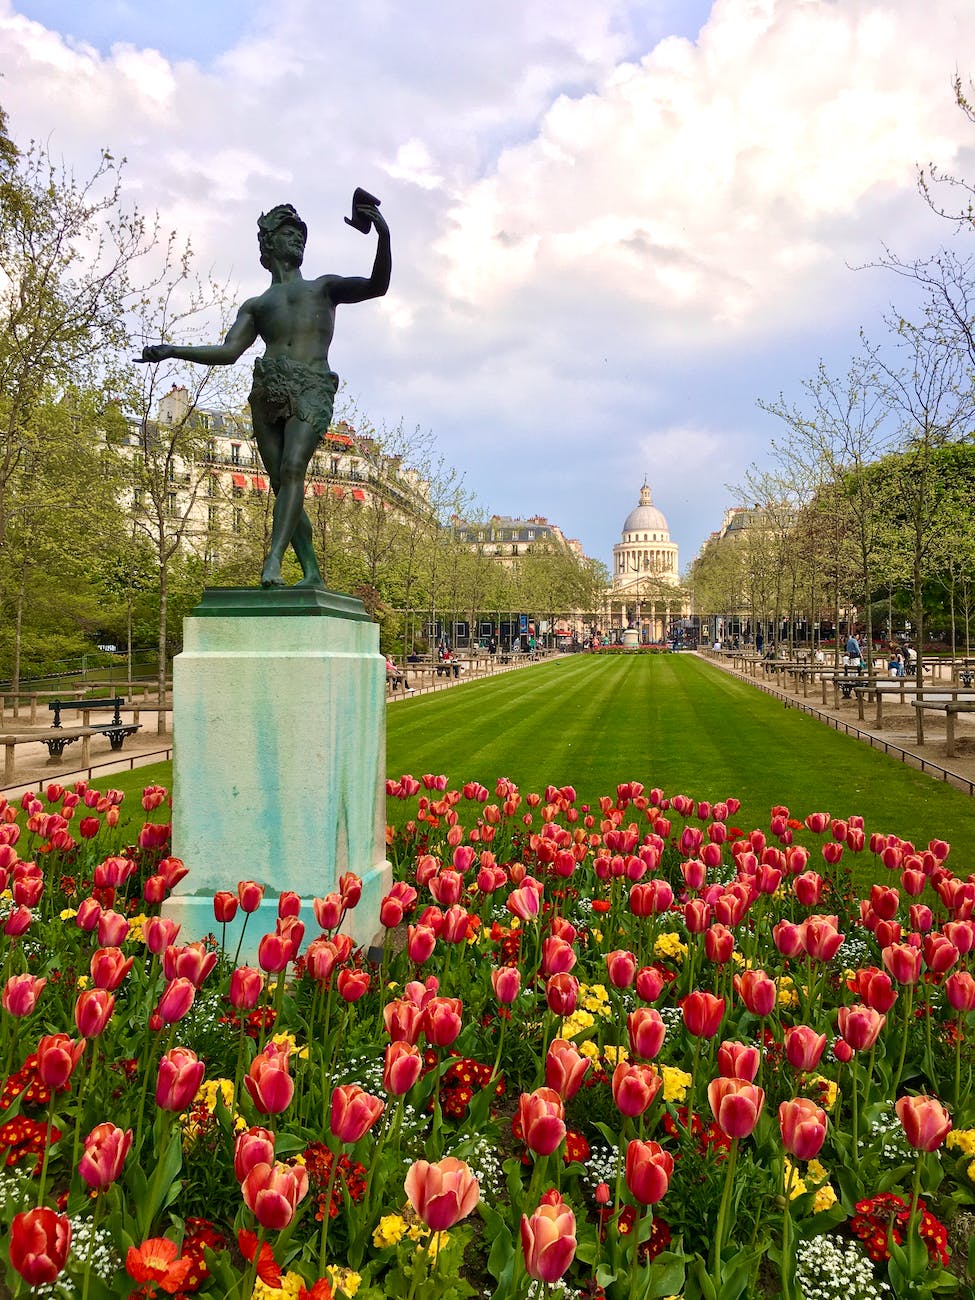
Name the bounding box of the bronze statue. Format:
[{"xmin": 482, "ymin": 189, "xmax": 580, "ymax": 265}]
[{"xmin": 138, "ymin": 193, "xmax": 390, "ymax": 588}]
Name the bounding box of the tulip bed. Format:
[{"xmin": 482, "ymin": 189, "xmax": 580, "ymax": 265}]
[{"xmin": 0, "ymin": 777, "xmax": 972, "ymax": 1299}]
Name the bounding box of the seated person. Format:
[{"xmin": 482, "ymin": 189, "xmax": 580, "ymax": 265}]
[{"xmin": 385, "ymin": 656, "xmax": 409, "ymax": 690}]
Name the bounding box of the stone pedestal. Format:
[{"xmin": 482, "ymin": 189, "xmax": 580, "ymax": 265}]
[
  {"xmin": 165, "ymin": 587, "xmax": 390, "ymax": 962},
  {"xmin": 622, "ymin": 627, "xmax": 640, "ymax": 648}
]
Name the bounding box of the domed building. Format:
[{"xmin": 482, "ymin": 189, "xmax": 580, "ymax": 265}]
[{"xmin": 606, "ymin": 482, "xmax": 686, "ymax": 644}]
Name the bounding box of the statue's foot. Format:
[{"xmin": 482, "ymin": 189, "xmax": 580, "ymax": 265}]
[
  {"xmin": 260, "ymin": 566, "xmax": 286, "ymax": 588},
  {"xmin": 295, "ymin": 573, "xmax": 326, "ymax": 589}
]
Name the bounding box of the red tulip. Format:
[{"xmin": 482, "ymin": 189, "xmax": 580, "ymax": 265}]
[
  {"xmin": 848, "ymin": 966, "xmax": 899, "ymax": 1013},
  {"xmin": 163, "ymin": 942, "xmax": 217, "ymax": 988},
  {"xmin": 802, "ymin": 916, "xmax": 844, "ymax": 962},
  {"xmin": 337, "ymin": 968, "xmax": 371, "ymax": 1003},
  {"xmin": 624, "ymin": 1137, "xmax": 674, "ymax": 1205},
  {"xmin": 836, "ymin": 1004, "xmax": 886, "ymax": 1053},
  {"xmin": 784, "ymin": 1025, "xmax": 827, "ymax": 1072},
  {"xmin": 277, "ymin": 890, "xmax": 301, "ymax": 918},
  {"xmin": 422, "ymin": 996, "xmax": 463, "ymax": 1047},
  {"xmin": 717, "ymin": 1040, "xmax": 760, "ymax": 1081},
  {"xmin": 156, "ymin": 1046, "xmax": 205, "ymax": 1111},
  {"xmin": 234, "ymin": 1127, "xmax": 276, "ymax": 1182},
  {"xmin": 96, "ymin": 910, "xmax": 129, "ymax": 947},
  {"xmin": 74, "ymin": 988, "xmax": 115, "ymax": 1039},
  {"xmin": 383, "ymin": 999, "xmax": 423, "ymax": 1044},
  {"xmin": 545, "ymin": 973, "xmax": 579, "ymax": 1016},
  {"xmin": 612, "ymin": 1061, "xmax": 662, "ymax": 1117},
  {"xmin": 237, "ymin": 880, "xmax": 265, "ymax": 912},
  {"xmin": 521, "ymin": 1189, "xmax": 577, "ymax": 1282},
  {"xmin": 229, "ymin": 966, "xmax": 264, "ymax": 1010},
  {"xmin": 89, "ymin": 946, "xmax": 134, "ymax": 992},
  {"xmin": 605, "ymin": 949, "xmax": 637, "ymax": 989},
  {"xmin": 213, "ymin": 890, "xmax": 239, "ymax": 923},
  {"xmin": 142, "ymin": 915, "xmax": 180, "ymax": 956},
  {"xmin": 627, "ymin": 1007, "xmax": 666, "ymax": 1060},
  {"xmin": 244, "ymin": 1045, "xmax": 293, "ymax": 1115},
  {"xmin": 793, "ymin": 871, "xmax": 823, "ymax": 906},
  {"xmin": 708, "ymin": 1076, "xmax": 765, "ymax": 1139},
  {"xmin": 241, "ymin": 1160, "xmax": 309, "ymax": 1229},
  {"xmin": 78, "ymin": 1121, "xmax": 132, "ymax": 1188},
  {"xmin": 2, "ymin": 973, "xmax": 46, "ymax": 1017},
  {"xmin": 882, "ymin": 942, "xmax": 922, "ymax": 985},
  {"xmin": 923, "ymin": 933, "xmax": 959, "ymax": 976},
  {"xmin": 635, "ymin": 965, "xmax": 665, "ymax": 1002},
  {"xmin": 735, "ymin": 969, "xmax": 777, "ymax": 1017},
  {"xmin": 518, "ymin": 1087, "xmax": 566, "ymax": 1156},
  {"xmin": 155, "ymin": 977, "xmax": 196, "ymax": 1025},
  {"xmin": 541, "ymin": 937, "xmax": 577, "ymax": 976},
  {"xmin": 406, "ymin": 924, "xmax": 437, "ymax": 964},
  {"xmin": 9, "ymin": 1207, "xmax": 71, "ymax": 1285},
  {"xmin": 313, "ymin": 893, "xmax": 344, "ymax": 931},
  {"xmin": 895, "ymin": 1093, "xmax": 952, "ymax": 1152},
  {"xmin": 330, "ymin": 1083, "xmax": 384, "ymax": 1143},
  {"xmin": 772, "ymin": 920, "xmax": 804, "ymax": 958},
  {"xmin": 945, "ymin": 970, "xmax": 975, "ymax": 1013},
  {"xmin": 681, "ymin": 991, "xmax": 725, "ymax": 1038},
  {"xmin": 36, "ymin": 1033, "xmax": 85, "ymax": 1090},
  {"xmin": 257, "ymin": 931, "xmax": 291, "ymax": 974},
  {"xmin": 683, "ymin": 898, "xmax": 711, "ymax": 933},
  {"xmin": 704, "ymin": 924, "xmax": 735, "ymax": 965},
  {"xmin": 778, "ymin": 1098, "xmax": 827, "ymax": 1160},
  {"xmin": 405, "ymin": 1157, "xmax": 479, "ymax": 1230},
  {"xmin": 383, "ymin": 1041, "xmax": 423, "ymax": 1096},
  {"xmin": 491, "ymin": 966, "xmax": 521, "ymax": 1005},
  {"xmin": 544, "ymin": 1039, "xmax": 590, "ymax": 1101}
]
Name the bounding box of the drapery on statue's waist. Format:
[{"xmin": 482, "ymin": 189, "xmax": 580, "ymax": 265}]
[{"xmin": 249, "ymin": 356, "xmax": 339, "ymax": 439}]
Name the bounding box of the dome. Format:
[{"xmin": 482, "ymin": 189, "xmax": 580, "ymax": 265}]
[{"xmin": 622, "ymin": 483, "xmax": 669, "ymax": 536}]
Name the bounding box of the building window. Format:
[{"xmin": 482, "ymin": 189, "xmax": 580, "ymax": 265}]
[
  {"xmin": 233, "ymin": 507, "xmax": 243, "ymax": 534},
  {"xmin": 231, "ymin": 443, "xmax": 241, "ymax": 464},
  {"xmin": 208, "ymin": 505, "xmax": 220, "ymax": 529},
  {"xmin": 132, "ymin": 488, "xmax": 142, "ymax": 509},
  {"xmin": 198, "ymin": 413, "xmax": 210, "ymax": 431},
  {"xmin": 166, "ymin": 492, "xmax": 178, "ymax": 517},
  {"xmin": 208, "ymin": 474, "xmax": 218, "ymax": 497},
  {"xmin": 331, "ymin": 456, "xmax": 340, "ymax": 476}
]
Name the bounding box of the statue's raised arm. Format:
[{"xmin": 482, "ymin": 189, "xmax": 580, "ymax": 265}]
[{"xmin": 133, "ymin": 196, "xmax": 391, "ymax": 590}]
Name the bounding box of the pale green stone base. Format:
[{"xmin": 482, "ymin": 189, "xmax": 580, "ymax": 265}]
[{"xmin": 165, "ymin": 588, "xmax": 391, "ymax": 962}]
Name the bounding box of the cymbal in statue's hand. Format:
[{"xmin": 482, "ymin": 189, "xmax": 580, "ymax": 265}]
[{"xmin": 135, "ymin": 343, "xmax": 175, "ymax": 363}]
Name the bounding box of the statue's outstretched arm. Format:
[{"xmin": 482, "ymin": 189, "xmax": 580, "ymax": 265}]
[
  {"xmin": 136, "ymin": 300, "xmax": 259, "ymax": 365},
  {"xmin": 328, "ymin": 206, "xmax": 391, "ymax": 305}
]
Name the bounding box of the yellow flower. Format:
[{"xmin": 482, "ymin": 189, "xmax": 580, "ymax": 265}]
[
  {"xmin": 653, "ymin": 932, "xmax": 687, "ymax": 964},
  {"xmin": 270, "ymin": 1031, "xmax": 308, "ymax": 1061},
  {"xmin": 947, "ymin": 1128, "xmax": 975, "ymax": 1158},
  {"xmin": 967, "ymin": 1158, "xmax": 975, "ymax": 1186},
  {"xmin": 602, "ymin": 1045, "xmax": 629, "ymax": 1066},
  {"xmin": 805, "ymin": 1159, "xmax": 838, "ymax": 1213},
  {"xmin": 557, "ymin": 1009, "xmax": 595, "ymax": 1040},
  {"xmin": 252, "ymin": 1270, "xmax": 304, "ymax": 1298},
  {"xmin": 660, "ymin": 1065, "xmax": 691, "ymax": 1103},
  {"xmin": 128, "ymin": 913, "xmax": 148, "ymax": 943},
  {"xmin": 195, "ymin": 1078, "xmax": 235, "ymax": 1112},
  {"xmin": 578, "ymin": 1040, "xmax": 600, "ymax": 1060},
  {"xmin": 730, "ymin": 950, "xmax": 745, "ymax": 967},
  {"xmin": 326, "ymin": 1264, "xmax": 363, "ymax": 1296},
  {"xmin": 421, "ymin": 1231, "xmax": 451, "ymax": 1260},
  {"xmin": 60, "ymin": 907, "xmax": 77, "ymax": 922},
  {"xmin": 776, "ymin": 975, "xmax": 798, "ymax": 1010},
  {"xmin": 807, "ymin": 1075, "xmax": 838, "ymax": 1111},
  {"xmin": 75, "ymin": 975, "xmax": 90, "ymax": 990},
  {"xmin": 373, "ymin": 1214, "xmax": 408, "ymax": 1248}
]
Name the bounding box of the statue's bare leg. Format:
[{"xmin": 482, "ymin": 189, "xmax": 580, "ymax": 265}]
[{"xmin": 261, "ymin": 416, "xmax": 322, "ymax": 588}]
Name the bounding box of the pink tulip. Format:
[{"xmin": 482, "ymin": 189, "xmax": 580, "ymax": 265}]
[
  {"xmin": 1, "ymin": 974, "xmax": 46, "ymax": 1017},
  {"xmin": 78, "ymin": 1122, "xmax": 132, "ymax": 1189},
  {"xmin": 383, "ymin": 1041, "xmax": 423, "ymax": 1096},
  {"xmin": 802, "ymin": 916, "xmax": 844, "ymax": 962},
  {"xmin": 882, "ymin": 942, "xmax": 922, "ymax": 985},
  {"xmin": 923, "ymin": 933, "xmax": 959, "ymax": 976},
  {"xmin": 895, "ymin": 1094, "xmax": 952, "ymax": 1152},
  {"xmin": 707, "ymin": 1076, "xmax": 765, "ymax": 1139},
  {"xmin": 237, "ymin": 880, "xmax": 265, "ymax": 912},
  {"xmin": 545, "ymin": 974, "xmax": 579, "ymax": 1016},
  {"xmin": 772, "ymin": 920, "xmax": 804, "ymax": 958},
  {"xmin": 717, "ymin": 1040, "xmax": 760, "ymax": 1082},
  {"xmin": 521, "ymin": 1189, "xmax": 577, "ymax": 1282},
  {"xmin": 405, "ymin": 1157, "xmax": 480, "ymax": 1231},
  {"xmin": 541, "ymin": 937, "xmax": 577, "ymax": 976},
  {"xmin": 491, "ymin": 966, "xmax": 521, "ymax": 1005},
  {"xmin": 635, "ymin": 966, "xmax": 665, "ymax": 1002},
  {"xmin": 89, "ymin": 947, "xmax": 134, "ymax": 992},
  {"xmin": 784, "ymin": 1025, "xmax": 827, "ymax": 1072},
  {"xmin": 96, "ymin": 910, "xmax": 129, "ymax": 947},
  {"xmin": 627, "ymin": 1007, "xmax": 666, "ymax": 1060},
  {"xmin": 313, "ymin": 892, "xmax": 344, "ymax": 931},
  {"xmin": 735, "ymin": 969, "xmax": 777, "ymax": 1017},
  {"xmin": 244, "ymin": 1045, "xmax": 294, "ymax": 1115},
  {"xmin": 156, "ymin": 1046, "xmax": 205, "ymax": 1111},
  {"xmin": 213, "ymin": 890, "xmax": 239, "ymax": 923},
  {"xmin": 624, "ymin": 1137, "xmax": 674, "ymax": 1204},
  {"xmin": 517, "ymin": 1087, "xmax": 566, "ymax": 1156},
  {"xmin": 36, "ymin": 1033, "xmax": 85, "ymax": 1090},
  {"xmin": 507, "ymin": 885, "xmax": 541, "ymax": 921},
  {"xmin": 143, "ymin": 915, "xmax": 180, "ymax": 956},
  {"xmin": 836, "ymin": 1004, "xmax": 886, "ymax": 1053},
  {"xmin": 74, "ymin": 989, "xmax": 114, "ymax": 1039},
  {"xmin": 229, "ymin": 966, "xmax": 264, "ymax": 1010},
  {"xmin": 945, "ymin": 970, "xmax": 975, "ymax": 1013},
  {"xmin": 154, "ymin": 977, "xmax": 196, "ymax": 1025},
  {"xmin": 337, "ymin": 968, "xmax": 370, "ymax": 1002},
  {"xmin": 544, "ymin": 1039, "xmax": 590, "ymax": 1101},
  {"xmin": 778, "ymin": 1098, "xmax": 827, "ymax": 1161},
  {"xmin": 241, "ymin": 1160, "xmax": 309, "ymax": 1229},
  {"xmin": 704, "ymin": 924, "xmax": 735, "ymax": 964},
  {"xmin": 330, "ymin": 1083, "xmax": 384, "ymax": 1143},
  {"xmin": 234, "ymin": 1127, "xmax": 276, "ymax": 1182},
  {"xmin": 605, "ymin": 949, "xmax": 637, "ymax": 989},
  {"xmin": 406, "ymin": 924, "xmax": 437, "ymax": 964},
  {"xmin": 612, "ymin": 1061, "xmax": 662, "ymax": 1117},
  {"xmin": 422, "ymin": 996, "xmax": 463, "ymax": 1047},
  {"xmin": 163, "ymin": 942, "xmax": 217, "ymax": 988}
]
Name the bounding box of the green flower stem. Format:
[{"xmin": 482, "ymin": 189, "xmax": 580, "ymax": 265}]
[
  {"xmin": 35, "ymin": 1092, "xmax": 57, "ymax": 1208},
  {"xmin": 232, "ymin": 911, "xmax": 251, "ymax": 969},
  {"xmin": 81, "ymin": 1187, "xmax": 104, "ymax": 1300},
  {"xmin": 905, "ymin": 1153, "xmax": 924, "ymax": 1275},
  {"xmin": 850, "ymin": 1051, "xmax": 860, "ymax": 1171},
  {"xmin": 489, "ymin": 1011, "xmax": 508, "ymax": 1085},
  {"xmin": 318, "ymin": 1146, "xmax": 342, "ymax": 1272},
  {"xmin": 231, "ymin": 1016, "xmax": 249, "ymax": 1131},
  {"xmin": 954, "ymin": 1011, "xmax": 965, "ymax": 1109},
  {"xmin": 892, "ymin": 981, "xmax": 915, "ymax": 1096},
  {"xmin": 628, "ymin": 1203, "xmax": 645, "ymax": 1300},
  {"xmin": 780, "ymin": 1158, "xmax": 796, "ymax": 1300},
  {"xmin": 711, "ymin": 1135, "xmax": 739, "ymax": 1275},
  {"xmin": 139, "ymin": 1110, "xmax": 175, "ymax": 1239}
]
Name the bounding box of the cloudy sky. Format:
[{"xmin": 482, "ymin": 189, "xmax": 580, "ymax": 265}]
[{"xmin": 2, "ymin": 0, "xmax": 975, "ymax": 570}]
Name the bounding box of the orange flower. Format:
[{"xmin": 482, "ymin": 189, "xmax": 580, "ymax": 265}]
[
  {"xmin": 125, "ymin": 1238, "xmax": 193, "ymax": 1294},
  {"xmin": 237, "ymin": 1229, "xmax": 282, "ymax": 1286}
]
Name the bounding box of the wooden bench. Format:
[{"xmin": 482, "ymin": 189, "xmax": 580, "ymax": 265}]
[{"xmin": 911, "ymin": 698, "xmax": 975, "ymax": 755}]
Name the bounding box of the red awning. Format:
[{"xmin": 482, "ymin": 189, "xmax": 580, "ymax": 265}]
[
  {"xmin": 325, "ymin": 431, "xmax": 353, "ymax": 446},
  {"xmin": 352, "ymin": 488, "xmax": 366, "ymax": 502},
  {"xmin": 252, "ymin": 476, "xmax": 268, "ymax": 491},
  {"xmin": 332, "ymin": 486, "xmax": 345, "ymax": 499},
  {"xmin": 231, "ymin": 473, "xmax": 247, "ymax": 488},
  {"xmin": 312, "ymin": 482, "xmax": 325, "ymax": 496}
]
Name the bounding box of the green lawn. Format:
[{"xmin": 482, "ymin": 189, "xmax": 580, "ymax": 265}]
[{"xmin": 96, "ymin": 654, "xmax": 975, "ymax": 868}]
